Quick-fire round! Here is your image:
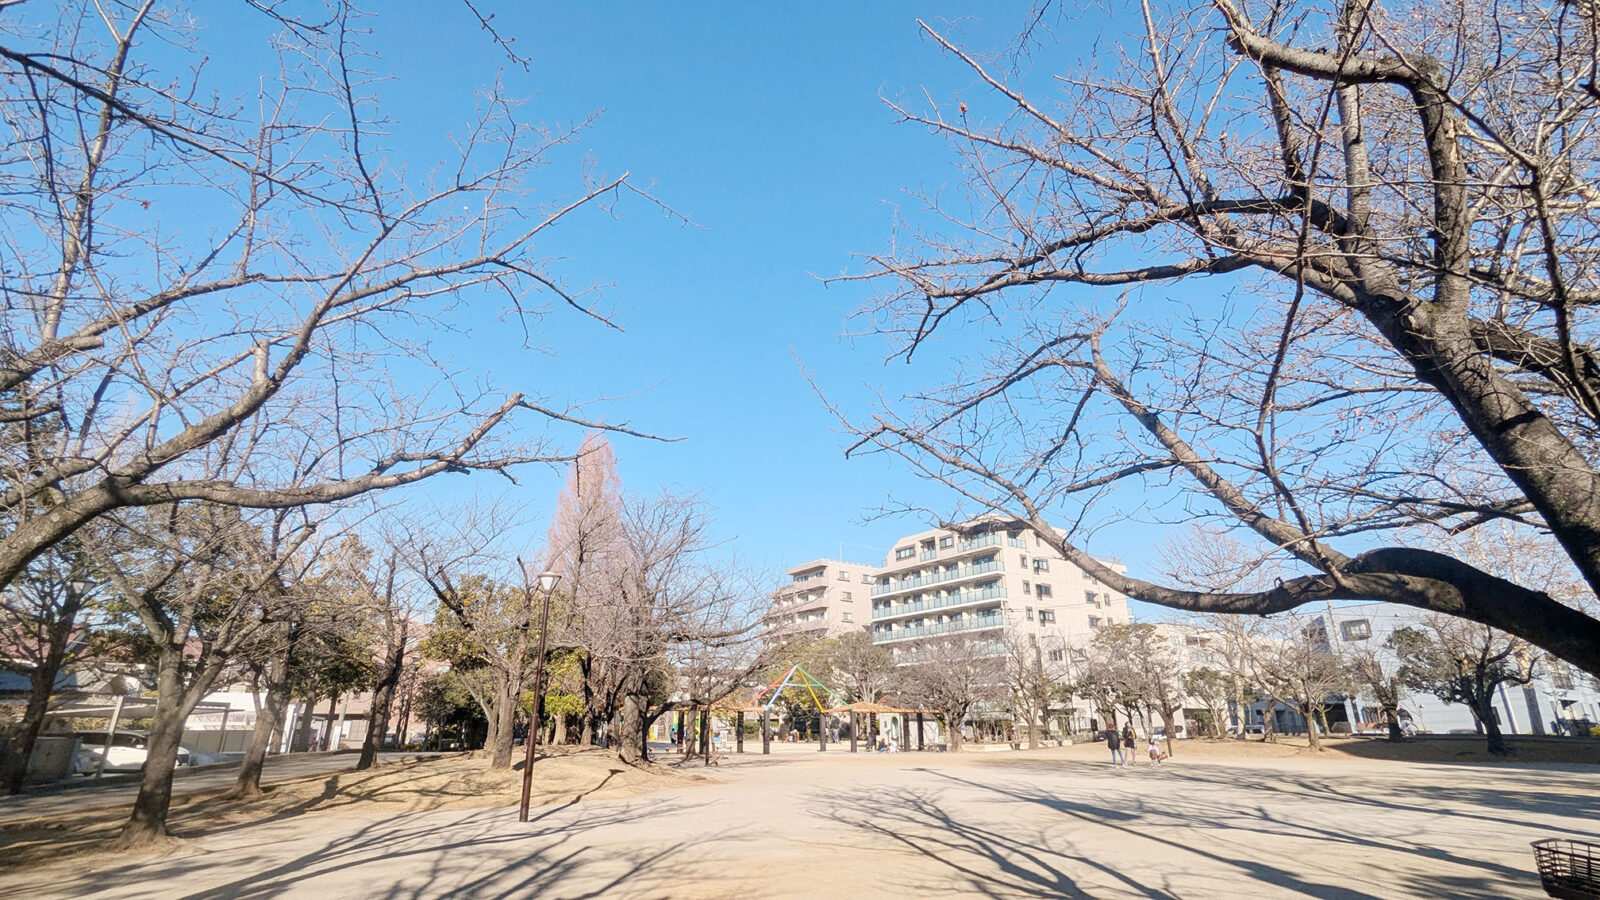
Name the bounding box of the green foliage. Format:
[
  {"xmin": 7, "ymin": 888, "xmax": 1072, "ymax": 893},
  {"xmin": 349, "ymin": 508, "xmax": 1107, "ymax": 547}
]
[
  {"xmin": 420, "ymin": 574, "xmax": 539, "ymax": 670},
  {"xmin": 415, "ymin": 671, "xmax": 484, "ymax": 727}
]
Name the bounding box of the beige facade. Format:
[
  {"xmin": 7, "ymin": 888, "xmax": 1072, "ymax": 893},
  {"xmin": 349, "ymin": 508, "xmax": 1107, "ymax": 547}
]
[
  {"xmin": 869, "ymin": 517, "xmax": 1130, "ymax": 660},
  {"xmin": 763, "ymin": 558, "xmax": 876, "ymax": 642}
]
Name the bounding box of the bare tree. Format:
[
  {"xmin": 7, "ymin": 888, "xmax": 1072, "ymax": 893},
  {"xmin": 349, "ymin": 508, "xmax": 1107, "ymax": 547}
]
[
  {"xmin": 545, "ymin": 434, "xmax": 628, "ymax": 747},
  {"xmin": 356, "ymin": 552, "xmax": 413, "ymax": 771},
  {"xmin": 90, "ymin": 504, "xmax": 310, "ymax": 848},
  {"xmin": 1088, "ymin": 624, "xmax": 1187, "ymax": 756},
  {"xmin": 599, "ymin": 495, "xmax": 758, "ymax": 765},
  {"xmin": 1252, "ymin": 615, "xmax": 1351, "ymax": 751},
  {"xmin": 0, "ymin": 532, "xmax": 101, "ymax": 794},
  {"xmin": 1183, "ymin": 667, "xmax": 1232, "ymax": 739},
  {"xmin": 228, "ymin": 526, "xmax": 371, "ymax": 797},
  {"xmin": 841, "ymin": 0, "xmax": 1600, "ymax": 674},
  {"xmin": 1000, "ymin": 627, "xmax": 1069, "ymax": 749},
  {"xmin": 1347, "ymin": 648, "xmax": 1406, "ymax": 743},
  {"xmin": 0, "ymin": 2, "xmax": 659, "ymax": 594},
  {"xmin": 827, "ymin": 631, "xmax": 897, "ymax": 705},
  {"xmin": 897, "ymin": 635, "xmax": 1004, "ymax": 752}
]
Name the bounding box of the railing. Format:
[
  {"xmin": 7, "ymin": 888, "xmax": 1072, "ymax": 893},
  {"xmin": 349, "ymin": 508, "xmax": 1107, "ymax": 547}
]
[
  {"xmin": 956, "ymin": 532, "xmax": 1002, "ymax": 552},
  {"xmin": 870, "ymin": 558, "xmax": 1003, "ymax": 597},
  {"xmin": 873, "ymin": 615, "xmax": 1008, "ymax": 643},
  {"xmin": 919, "ymin": 549, "xmax": 938, "ymax": 561},
  {"xmin": 872, "ymin": 586, "xmax": 1008, "ymax": 620},
  {"xmin": 1007, "ymin": 536, "xmax": 1027, "ymax": 548}
]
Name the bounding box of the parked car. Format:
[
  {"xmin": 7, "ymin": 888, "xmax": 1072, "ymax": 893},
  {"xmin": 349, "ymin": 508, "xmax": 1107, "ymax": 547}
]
[{"xmin": 70, "ymin": 730, "xmax": 226, "ymax": 774}]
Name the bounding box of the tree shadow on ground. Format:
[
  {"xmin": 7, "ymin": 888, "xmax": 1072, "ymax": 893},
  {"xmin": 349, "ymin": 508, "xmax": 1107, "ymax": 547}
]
[
  {"xmin": 2, "ymin": 797, "xmax": 721, "ymax": 900},
  {"xmin": 0, "ymin": 754, "xmax": 667, "ymax": 875},
  {"xmin": 973, "ymin": 756, "xmax": 1600, "ymax": 838},
  {"xmin": 807, "ymin": 758, "xmax": 1585, "ymax": 898},
  {"xmin": 928, "ymin": 763, "xmax": 1569, "ymax": 897}
]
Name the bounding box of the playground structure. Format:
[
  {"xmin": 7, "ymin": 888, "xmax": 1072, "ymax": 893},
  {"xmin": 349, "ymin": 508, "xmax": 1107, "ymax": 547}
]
[{"xmin": 663, "ymin": 665, "xmax": 941, "ymax": 757}]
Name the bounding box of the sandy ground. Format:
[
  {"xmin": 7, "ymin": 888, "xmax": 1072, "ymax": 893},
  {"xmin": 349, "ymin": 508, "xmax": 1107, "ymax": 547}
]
[{"xmin": 4, "ymin": 738, "xmax": 1597, "ymax": 898}]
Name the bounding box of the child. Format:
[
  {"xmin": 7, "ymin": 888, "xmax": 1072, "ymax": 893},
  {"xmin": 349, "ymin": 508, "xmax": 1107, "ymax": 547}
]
[{"xmin": 1147, "ymin": 734, "xmax": 1165, "ymax": 766}]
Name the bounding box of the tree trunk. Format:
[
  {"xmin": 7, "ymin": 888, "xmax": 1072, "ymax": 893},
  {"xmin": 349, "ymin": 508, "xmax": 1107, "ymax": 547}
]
[
  {"xmin": 615, "ymin": 692, "xmax": 645, "ymax": 766},
  {"xmin": 320, "ymin": 693, "xmax": 339, "ymax": 751},
  {"xmin": 1026, "ymin": 702, "xmax": 1040, "ymax": 750},
  {"xmin": 1233, "ymin": 680, "xmax": 1248, "ymax": 740},
  {"xmin": 1474, "ymin": 696, "xmax": 1510, "ymax": 755},
  {"xmin": 231, "ymin": 647, "xmax": 292, "ymax": 798},
  {"xmin": 1, "ymin": 664, "xmax": 60, "ymax": 795},
  {"xmin": 553, "ymin": 712, "xmax": 567, "ymax": 746},
  {"xmin": 1380, "ymin": 698, "xmax": 1404, "ymax": 742},
  {"xmin": 1302, "ymin": 703, "xmax": 1323, "ymax": 752},
  {"xmin": 358, "ymin": 622, "xmax": 407, "ymax": 771},
  {"xmin": 293, "ymin": 691, "xmax": 317, "ymax": 753},
  {"xmin": 115, "ymin": 648, "xmax": 204, "ymax": 849},
  {"xmin": 487, "ymin": 684, "xmax": 517, "ymax": 769},
  {"xmin": 946, "ymin": 711, "xmax": 963, "ymax": 752}
]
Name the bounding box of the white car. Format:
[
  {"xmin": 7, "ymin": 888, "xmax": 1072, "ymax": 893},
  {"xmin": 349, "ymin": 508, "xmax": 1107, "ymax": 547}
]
[{"xmin": 71, "ymin": 730, "xmax": 225, "ymax": 773}]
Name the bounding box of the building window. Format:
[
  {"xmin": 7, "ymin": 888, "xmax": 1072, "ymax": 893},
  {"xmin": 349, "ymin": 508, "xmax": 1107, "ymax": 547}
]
[
  {"xmin": 939, "ymin": 536, "xmax": 954, "ymax": 549},
  {"xmin": 1020, "ymin": 554, "xmax": 1028, "ymax": 567},
  {"xmin": 1048, "ymin": 649, "xmax": 1065, "ymax": 662},
  {"xmin": 1340, "ymin": 619, "xmax": 1372, "ymax": 642},
  {"xmin": 1088, "ymin": 615, "xmax": 1101, "ymax": 628},
  {"xmin": 1022, "ymin": 580, "xmax": 1031, "ymax": 595},
  {"xmin": 1033, "ymin": 559, "xmax": 1049, "ymax": 573},
  {"xmin": 838, "ymin": 570, "xmax": 850, "ymax": 580},
  {"xmin": 895, "ymin": 546, "xmax": 915, "ymax": 560},
  {"xmin": 1084, "ymin": 591, "xmax": 1097, "ymax": 606},
  {"xmin": 1026, "ymin": 606, "xmax": 1034, "ymax": 621},
  {"xmin": 1036, "ymin": 584, "xmax": 1053, "ymax": 598},
  {"xmin": 1039, "ymin": 610, "xmax": 1056, "ymax": 624},
  {"xmin": 842, "ymin": 612, "xmax": 853, "ymax": 623},
  {"xmin": 842, "ymin": 592, "xmax": 852, "ymax": 601},
  {"xmin": 1553, "ymin": 665, "xmax": 1576, "ymax": 690}
]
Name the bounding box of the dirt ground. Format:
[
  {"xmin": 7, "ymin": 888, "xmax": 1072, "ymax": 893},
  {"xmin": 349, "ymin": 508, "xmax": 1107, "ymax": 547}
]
[
  {"xmin": 1084, "ymin": 734, "xmax": 1600, "ymax": 765},
  {"xmin": 0, "ymin": 747, "xmax": 709, "ymax": 872},
  {"xmin": 6, "ymin": 740, "xmax": 1596, "ymax": 899}
]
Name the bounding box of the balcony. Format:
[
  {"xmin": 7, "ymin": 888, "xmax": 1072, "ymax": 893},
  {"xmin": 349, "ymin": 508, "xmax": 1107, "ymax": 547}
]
[
  {"xmin": 956, "ymin": 532, "xmax": 1003, "ymax": 553},
  {"xmin": 870, "ymin": 559, "xmax": 1003, "ymax": 598},
  {"xmin": 872, "ymin": 586, "xmax": 1008, "ymax": 621},
  {"xmin": 872, "ymin": 614, "xmax": 1008, "ymax": 644}
]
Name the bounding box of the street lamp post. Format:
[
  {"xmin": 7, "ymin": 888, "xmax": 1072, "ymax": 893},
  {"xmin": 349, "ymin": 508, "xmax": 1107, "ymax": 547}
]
[{"xmin": 517, "ymin": 567, "xmax": 562, "ymax": 823}]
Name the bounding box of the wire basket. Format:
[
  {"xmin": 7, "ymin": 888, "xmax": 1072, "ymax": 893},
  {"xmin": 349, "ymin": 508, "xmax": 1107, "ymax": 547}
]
[{"xmin": 1533, "ymin": 839, "xmax": 1600, "ymax": 899}]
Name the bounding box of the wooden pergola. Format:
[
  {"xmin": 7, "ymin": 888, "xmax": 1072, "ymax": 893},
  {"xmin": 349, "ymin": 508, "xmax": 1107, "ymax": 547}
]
[
  {"xmin": 824, "ymin": 700, "xmax": 938, "ymax": 752},
  {"xmin": 668, "ymin": 697, "xmax": 766, "ymax": 758}
]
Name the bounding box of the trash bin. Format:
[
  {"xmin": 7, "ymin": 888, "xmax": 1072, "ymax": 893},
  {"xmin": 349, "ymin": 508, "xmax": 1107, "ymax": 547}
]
[{"xmin": 1533, "ymin": 839, "xmax": 1600, "ymax": 899}]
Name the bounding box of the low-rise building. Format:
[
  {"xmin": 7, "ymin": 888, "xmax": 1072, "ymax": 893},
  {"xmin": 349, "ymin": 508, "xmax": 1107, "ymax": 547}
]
[{"xmin": 1312, "ymin": 601, "xmax": 1600, "ymax": 736}]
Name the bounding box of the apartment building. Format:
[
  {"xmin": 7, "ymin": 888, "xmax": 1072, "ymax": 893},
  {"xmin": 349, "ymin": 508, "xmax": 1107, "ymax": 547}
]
[
  {"xmin": 763, "ymin": 558, "xmax": 877, "ymax": 642},
  {"xmin": 868, "ymin": 517, "xmax": 1130, "ymax": 660}
]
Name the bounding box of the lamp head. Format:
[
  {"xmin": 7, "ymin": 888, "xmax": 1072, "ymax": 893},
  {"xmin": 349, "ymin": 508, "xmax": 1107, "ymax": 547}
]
[{"xmin": 536, "ymin": 571, "xmax": 562, "ymax": 594}]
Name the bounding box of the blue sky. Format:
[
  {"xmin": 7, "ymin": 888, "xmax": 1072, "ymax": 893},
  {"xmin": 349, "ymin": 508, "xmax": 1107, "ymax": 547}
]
[{"xmin": 190, "ymin": 1, "xmax": 1186, "ymax": 613}]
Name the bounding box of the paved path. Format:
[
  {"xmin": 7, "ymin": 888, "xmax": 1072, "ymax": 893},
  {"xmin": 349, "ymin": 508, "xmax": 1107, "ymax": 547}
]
[
  {"xmin": 6, "ymin": 749, "xmax": 1599, "ymax": 898},
  {"xmin": 0, "ymin": 752, "xmax": 442, "ymax": 826}
]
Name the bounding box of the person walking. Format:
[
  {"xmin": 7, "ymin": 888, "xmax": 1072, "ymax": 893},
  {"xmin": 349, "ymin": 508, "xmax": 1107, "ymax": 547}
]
[
  {"xmin": 1121, "ymin": 724, "xmax": 1136, "ymax": 762},
  {"xmin": 1106, "ymin": 727, "xmax": 1124, "ymax": 767}
]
